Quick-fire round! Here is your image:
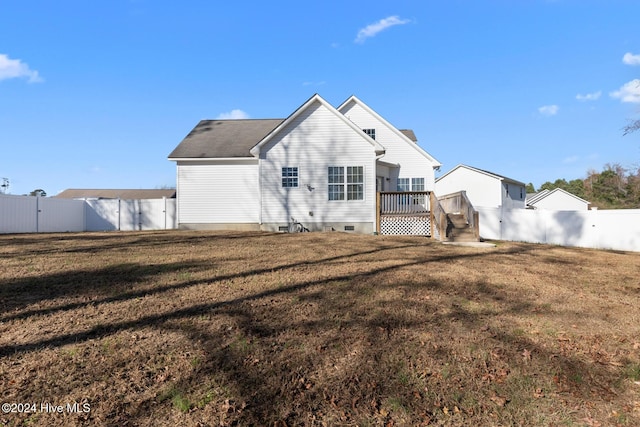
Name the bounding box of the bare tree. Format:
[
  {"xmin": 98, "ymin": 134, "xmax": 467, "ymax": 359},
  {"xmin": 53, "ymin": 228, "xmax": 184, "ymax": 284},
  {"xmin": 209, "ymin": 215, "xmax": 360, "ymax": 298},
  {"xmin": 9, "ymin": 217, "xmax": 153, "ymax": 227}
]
[
  {"xmin": 623, "ymin": 119, "xmax": 640, "ymax": 136},
  {"xmin": 0, "ymin": 178, "xmax": 9, "ymax": 194}
]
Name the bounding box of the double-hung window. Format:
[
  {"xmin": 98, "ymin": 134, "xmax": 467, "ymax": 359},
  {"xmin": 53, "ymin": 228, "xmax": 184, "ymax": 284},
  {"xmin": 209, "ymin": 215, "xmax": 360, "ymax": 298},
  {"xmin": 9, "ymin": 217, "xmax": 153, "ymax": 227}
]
[
  {"xmin": 328, "ymin": 166, "xmax": 364, "ymax": 201},
  {"xmin": 398, "ymin": 177, "xmax": 426, "ymax": 206},
  {"xmin": 328, "ymin": 167, "xmax": 344, "ymax": 200},
  {"xmin": 282, "ymin": 167, "xmax": 298, "ymax": 188},
  {"xmin": 411, "ymin": 178, "xmax": 425, "ymax": 191},
  {"xmin": 398, "ymin": 178, "xmax": 425, "ymax": 191},
  {"xmin": 347, "ymin": 166, "xmax": 364, "ymax": 200},
  {"xmin": 397, "ymin": 178, "xmax": 410, "ymax": 192}
]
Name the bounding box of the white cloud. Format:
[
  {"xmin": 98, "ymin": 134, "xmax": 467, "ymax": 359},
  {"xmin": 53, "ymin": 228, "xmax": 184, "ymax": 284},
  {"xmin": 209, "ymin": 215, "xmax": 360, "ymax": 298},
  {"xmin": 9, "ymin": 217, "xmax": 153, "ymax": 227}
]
[
  {"xmin": 576, "ymin": 91, "xmax": 601, "ymax": 101},
  {"xmin": 538, "ymin": 105, "xmax": 559, "ymax": 116},
  {"xmin": 216, "ymin": 109, "xmax": 250, "ymax": 119},
  {"xmin": 622, "ymin": 52, "xmax": 640, "ymax": 66},
  {"xmin": 354, "ymin": 16, "xmax": 411, "ymax": 44},
  {"xmin": 302, "ymin": 81, "xmax": 326, "ymax": 87},
  {"xmin": 610, "ymin": 79, "xmax": 640, "ymax": 103},
  {"xmin": 0, "ymin": 54, "xmax": 43, "ymax": 83},
  {"xmin": 562, "ymin": 155, "xmax": 579, "ymax": 164}
]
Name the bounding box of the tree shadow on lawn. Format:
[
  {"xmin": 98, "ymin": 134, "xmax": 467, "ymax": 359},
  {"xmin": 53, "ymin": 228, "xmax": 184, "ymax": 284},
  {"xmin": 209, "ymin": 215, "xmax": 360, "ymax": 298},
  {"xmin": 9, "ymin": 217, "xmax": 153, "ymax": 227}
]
[
  {"xmin": 127, "ymin": 275, "xmax": 623, "ymax": 425},
  {"xmin": 0, "ymin": 230, "xmax": 282, "ymax": 258},
  {"xmin": 0, "ymin": 238, "xmax": 452, "ymax": 321},
  {"xmin": 1, "ymin": 238, "xmax": 633, "ymax": 425},
  {"xmin": 0, "ymin": 243, "xmax": 515, "ymax": 354},
  {"xmin": 0, "ymin": 261, "xmax": 211, "ymax": 319}
]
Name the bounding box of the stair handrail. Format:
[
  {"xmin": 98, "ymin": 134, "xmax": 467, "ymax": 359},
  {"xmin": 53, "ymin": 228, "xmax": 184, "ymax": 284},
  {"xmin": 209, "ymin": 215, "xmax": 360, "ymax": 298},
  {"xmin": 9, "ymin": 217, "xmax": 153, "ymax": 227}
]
[
  {"xmin": 459, "ymin": 191, "xmax": 480, "ymax": 241},
  {"xmin": 430, "ymin": 192, "xmax": 449, "ymax": 241},
  {"xmin": 437, "ymin": 191, "xmax": 480, "ymax": 241}
]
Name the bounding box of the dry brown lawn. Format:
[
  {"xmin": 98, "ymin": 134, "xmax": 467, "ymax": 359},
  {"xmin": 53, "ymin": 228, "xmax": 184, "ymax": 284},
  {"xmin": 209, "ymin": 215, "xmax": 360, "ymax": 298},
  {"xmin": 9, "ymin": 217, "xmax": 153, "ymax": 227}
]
[{"xmin": 0, "ymin": 230, "xmax": 639, "ymax": 426}]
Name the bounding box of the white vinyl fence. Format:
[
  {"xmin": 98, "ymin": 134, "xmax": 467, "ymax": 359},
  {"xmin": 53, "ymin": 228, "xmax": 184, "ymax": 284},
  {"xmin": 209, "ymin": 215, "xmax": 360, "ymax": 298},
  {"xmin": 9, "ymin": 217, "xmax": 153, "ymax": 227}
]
[
  {"xmin": 477, "ymin": 207, "xmax": 640, "ymax": 252},
  {"xmin": 0, "ymin": 194, "xmax": 176, "ymax": 234}
]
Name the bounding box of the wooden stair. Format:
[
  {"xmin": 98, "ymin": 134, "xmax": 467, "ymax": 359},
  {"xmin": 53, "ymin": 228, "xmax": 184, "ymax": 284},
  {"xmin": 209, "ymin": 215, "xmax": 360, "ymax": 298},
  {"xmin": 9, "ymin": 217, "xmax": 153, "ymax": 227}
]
[{"xmin": 446, "ymin": 213, "xmax": 477, "ymax": 242}]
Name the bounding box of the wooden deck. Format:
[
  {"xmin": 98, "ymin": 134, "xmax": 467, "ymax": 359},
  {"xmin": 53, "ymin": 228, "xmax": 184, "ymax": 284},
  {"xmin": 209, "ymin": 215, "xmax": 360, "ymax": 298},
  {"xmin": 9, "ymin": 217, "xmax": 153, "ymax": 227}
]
[{"xmin": 376, "ymin": 191, "xmax": 435, "ymax": 237}]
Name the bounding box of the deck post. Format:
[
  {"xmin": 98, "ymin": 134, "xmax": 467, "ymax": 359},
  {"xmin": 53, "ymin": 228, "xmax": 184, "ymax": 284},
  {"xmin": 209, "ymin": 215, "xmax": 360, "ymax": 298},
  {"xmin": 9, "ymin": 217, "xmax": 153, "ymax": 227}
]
[
  {"xmin": 430, "ymin": 191, "xmax": 436, "ymax": 239},
  {"xmin": 376, "ymin": 192, "xmax": 381, "ymax": 234}
]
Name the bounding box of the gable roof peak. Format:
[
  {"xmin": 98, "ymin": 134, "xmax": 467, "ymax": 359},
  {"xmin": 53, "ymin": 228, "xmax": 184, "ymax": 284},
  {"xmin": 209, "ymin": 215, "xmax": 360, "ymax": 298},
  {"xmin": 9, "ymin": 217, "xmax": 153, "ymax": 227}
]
[
  {"xmin": 249, "ymin": 93, "xmax": 385, "ymax": 157},
  {"xmin": 336, "ymin": 95, "xmax": 441, "ymax": 167}
]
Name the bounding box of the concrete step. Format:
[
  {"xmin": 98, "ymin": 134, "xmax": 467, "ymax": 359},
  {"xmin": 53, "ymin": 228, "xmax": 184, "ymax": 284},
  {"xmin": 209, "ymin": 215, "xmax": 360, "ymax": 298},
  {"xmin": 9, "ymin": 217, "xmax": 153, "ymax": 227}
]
[{"xmin": 449, "ymin": 228, "xmax": 477, "ymax": 242}]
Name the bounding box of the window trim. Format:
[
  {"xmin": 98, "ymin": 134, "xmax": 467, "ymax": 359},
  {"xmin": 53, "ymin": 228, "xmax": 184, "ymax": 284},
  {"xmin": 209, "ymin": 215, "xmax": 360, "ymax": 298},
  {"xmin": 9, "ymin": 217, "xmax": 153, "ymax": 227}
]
[
  {"xmin": 281, "ymin": 167, "xmax": 299, "ymax": 188},
  {"xmin": 328, "ymin": 165, "xmax": 365, "ymax": 201},
  {"xmin": 397, "ymin": 178, "xmax": 410, "ymax": 192},
  {"xmin": 363, "ymin": 128, "xmax": 376, "ymax": 140},
  {"xmin": 411, "ymin": 177, "xmax": 425, "ymax": 191}
]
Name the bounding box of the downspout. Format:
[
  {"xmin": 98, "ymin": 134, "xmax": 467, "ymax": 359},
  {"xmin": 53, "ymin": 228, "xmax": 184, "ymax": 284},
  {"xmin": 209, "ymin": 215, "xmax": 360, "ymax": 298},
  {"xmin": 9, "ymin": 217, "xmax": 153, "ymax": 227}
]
[
  {"xmin": 258, "ymin": 155, "xmax": 263, "ymax": 226},
  {"xmin": 374, "ymin": 151, "xmax": 386, "ymax": 233}
]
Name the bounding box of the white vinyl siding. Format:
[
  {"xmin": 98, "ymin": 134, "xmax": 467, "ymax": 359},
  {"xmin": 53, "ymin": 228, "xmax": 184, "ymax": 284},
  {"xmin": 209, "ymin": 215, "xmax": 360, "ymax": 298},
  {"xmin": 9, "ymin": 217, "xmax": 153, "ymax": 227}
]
[
  {"xmin": 259, "ymin": 100, "xmax": 376, "ymax": 224},
  {"xmin": 176, "ymin": 160, "xmax": 259, "ymax": 223},
  {"xmin": 339, "ymin": 101, "xmax": 437, "ymax": 191},
  {"xmin": 435, "ymin": 166, "xmax": 525, "ymax": 209},
  {"xmin": 435, "ymin": 167, "xmax": 502, "ymax": 208}
]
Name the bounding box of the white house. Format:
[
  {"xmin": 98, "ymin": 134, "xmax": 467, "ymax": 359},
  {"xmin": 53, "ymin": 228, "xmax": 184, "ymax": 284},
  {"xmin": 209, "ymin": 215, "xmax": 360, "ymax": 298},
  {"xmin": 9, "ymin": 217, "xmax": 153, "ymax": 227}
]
[
  {"xmin": 526, "ymin": 188, "xmax": 590, "ymax": 211},
  {"xmin": 168, "ymin": 94, "xmax": 441, "ymax": 233},
  {"xmin": 435, "ymin": 164, "xmax": 526, "ymax": 209}
]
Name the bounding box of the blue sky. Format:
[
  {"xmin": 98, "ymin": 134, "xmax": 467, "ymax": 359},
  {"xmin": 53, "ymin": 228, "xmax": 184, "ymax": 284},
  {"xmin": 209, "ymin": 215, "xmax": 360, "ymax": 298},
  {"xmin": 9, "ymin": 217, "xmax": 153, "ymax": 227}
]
[{"xmin": 1, "ymin": 0, "xmax": 639, "ymax": 196}]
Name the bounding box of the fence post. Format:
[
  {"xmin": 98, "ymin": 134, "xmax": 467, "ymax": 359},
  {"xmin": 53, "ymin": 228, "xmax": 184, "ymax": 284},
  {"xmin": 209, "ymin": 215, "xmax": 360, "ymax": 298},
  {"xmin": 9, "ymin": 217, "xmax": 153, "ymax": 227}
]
[
  {"xmin": 163, "ymin": 197, "xmax": 167, "ymax": 230},
  {"xmin": 35, "ymin": 195, "xmax": 39, "ymax": 233}
]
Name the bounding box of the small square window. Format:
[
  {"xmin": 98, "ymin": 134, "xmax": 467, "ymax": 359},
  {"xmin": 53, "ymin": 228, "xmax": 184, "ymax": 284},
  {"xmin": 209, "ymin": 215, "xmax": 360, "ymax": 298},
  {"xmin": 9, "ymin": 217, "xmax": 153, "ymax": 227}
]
[
  {"xmin": 363, "ymin": 129, "xmax": 376, "ymax": 140},
  {"xmin": 282, "ymin": 167, "xmax": 298, "ymax": 188}
]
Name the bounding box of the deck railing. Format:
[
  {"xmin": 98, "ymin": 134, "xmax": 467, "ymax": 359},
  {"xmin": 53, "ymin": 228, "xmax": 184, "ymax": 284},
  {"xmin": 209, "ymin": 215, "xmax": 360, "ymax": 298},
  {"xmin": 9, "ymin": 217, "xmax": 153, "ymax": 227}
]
[
  {"xmin": 378, "ymin": 191, "xmax": 431, "ymax": 215},
  {"xmin": 376, "ymin": 191, "xmax": 436, "ymax": 237}
]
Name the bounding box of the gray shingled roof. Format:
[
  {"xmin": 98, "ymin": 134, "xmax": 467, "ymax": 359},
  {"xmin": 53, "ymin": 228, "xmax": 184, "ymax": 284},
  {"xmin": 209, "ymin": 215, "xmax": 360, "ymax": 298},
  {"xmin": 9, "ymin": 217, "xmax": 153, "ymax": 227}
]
[
  {"xmin": 168, "ymin": 119, "xmax": 284, "ymax": 159},
  {"xmin": 55, "ymin": 189, "xmax": 176, "ymax": 199},
  {"xmin": 399, "ymin": 129, "xmax": 417, "ymax": 142},
  {"xmin": 466, "ymin": 165, "xmax": 526, "ymax": 186}
]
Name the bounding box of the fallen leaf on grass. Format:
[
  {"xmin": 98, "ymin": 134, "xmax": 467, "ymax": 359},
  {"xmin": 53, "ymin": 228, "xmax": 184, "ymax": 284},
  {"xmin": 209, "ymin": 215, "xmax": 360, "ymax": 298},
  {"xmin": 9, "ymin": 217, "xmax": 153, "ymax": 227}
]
[
  {"xmin": 522, "ymin": 349, "xmax": 531, "ymax": 362},
  {"xmin": 490, "ymin": 395, "xmax": 509, "ymax": 407}
]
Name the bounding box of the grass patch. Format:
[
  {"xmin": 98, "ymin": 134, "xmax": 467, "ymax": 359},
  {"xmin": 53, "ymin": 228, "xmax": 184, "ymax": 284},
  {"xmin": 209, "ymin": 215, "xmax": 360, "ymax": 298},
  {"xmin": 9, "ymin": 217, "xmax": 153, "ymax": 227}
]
[{"xmin": 0, "ymin": 230, "xmax": 639, "ymax": 425}]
